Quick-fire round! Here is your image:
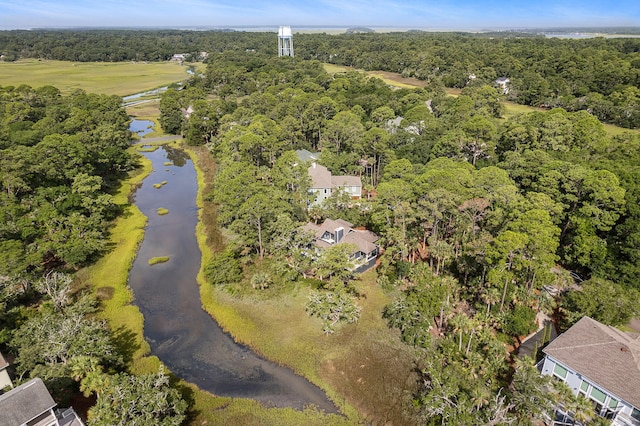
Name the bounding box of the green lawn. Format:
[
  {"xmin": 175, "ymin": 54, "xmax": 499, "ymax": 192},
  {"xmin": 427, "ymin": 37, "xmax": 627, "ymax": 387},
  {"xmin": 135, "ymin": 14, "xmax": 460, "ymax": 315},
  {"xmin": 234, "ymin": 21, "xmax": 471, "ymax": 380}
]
[{"xmin": 0, "ymin": 59, "xmax": 204, "ymax": 96}]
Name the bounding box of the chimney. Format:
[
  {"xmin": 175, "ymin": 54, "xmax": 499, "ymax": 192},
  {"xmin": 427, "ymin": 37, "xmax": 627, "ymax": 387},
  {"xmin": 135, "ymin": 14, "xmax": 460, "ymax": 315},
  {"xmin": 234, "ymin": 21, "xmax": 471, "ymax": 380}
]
[{"xmin": 335, "ymin": 227, "xmax": 344, "ymax": 243}]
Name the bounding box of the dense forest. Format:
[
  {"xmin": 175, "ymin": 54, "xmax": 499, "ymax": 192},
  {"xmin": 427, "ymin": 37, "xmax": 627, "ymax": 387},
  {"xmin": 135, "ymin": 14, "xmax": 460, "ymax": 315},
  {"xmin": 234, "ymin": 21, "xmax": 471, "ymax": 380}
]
[
  {"xmin": 1, "ymin": 29, "xmax": 640, "ymax": 425},
  {"xmin": 162, "ymin": 50, "xmax": 640, "ymax": 423},
  {"xmin": 0, "ymin": 85, "xmax": 187, "ymax": 423},
  {"xmin": 2, "ymin": 29, "xmax": 640, "ymax": 127}
]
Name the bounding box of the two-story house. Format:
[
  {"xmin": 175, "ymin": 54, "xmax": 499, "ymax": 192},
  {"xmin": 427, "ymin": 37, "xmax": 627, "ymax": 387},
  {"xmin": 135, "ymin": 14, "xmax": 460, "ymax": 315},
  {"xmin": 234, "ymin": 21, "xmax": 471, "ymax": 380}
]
[
  {"xmin": 540, "ymin": 316, "xmax": 640, "ymax": 426},
  {"xmin": 307, "ymin": 163, "xmax": 362, "ymax": 205},
  {"xmin": 296, "ymin": 150, "xmax": 362, "ymax": 205},
  {"xmin": 302, "ymin": 218, "xmax": 379, "ymax": 272},
  {"xmin": 0, "ymin": 377, "xmax": 84, "ymax": 426}
]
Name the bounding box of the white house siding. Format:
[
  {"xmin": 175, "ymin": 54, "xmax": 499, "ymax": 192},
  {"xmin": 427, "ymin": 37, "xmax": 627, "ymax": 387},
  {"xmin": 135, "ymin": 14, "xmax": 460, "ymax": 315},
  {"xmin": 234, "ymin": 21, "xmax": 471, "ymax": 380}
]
[
  {"xmin": 0, "ymin": 369, "xmax": 12, "ymax": 390},
  {"xmin": 341, "ymin": 185, "xmax": 362, "ymax": 198},
  {"xmin": 542, "ymin": 356, "xmax": 640, "ymax": 425}
]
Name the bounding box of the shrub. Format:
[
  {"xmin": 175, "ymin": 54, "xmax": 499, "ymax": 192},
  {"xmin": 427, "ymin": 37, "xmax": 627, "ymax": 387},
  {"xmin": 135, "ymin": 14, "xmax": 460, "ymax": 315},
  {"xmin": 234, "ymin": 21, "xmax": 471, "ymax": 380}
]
[
  {"xmin": 305, "ymin": 289, "xmax": 362, "ymax": 335},
  {"xmin": 205, "ymin": 249, "xmax": 242, "ymax": 286},
  {"xmin": 250, "ymin": 272, "xmax": 272, "ymax": 290},
  {"xmin": 503, "ymin": 305, "xmax": 537, "ymax": 337},
  {"xmin": 95, "ymin": 286, "xmax": 115, "ymax": 300}
]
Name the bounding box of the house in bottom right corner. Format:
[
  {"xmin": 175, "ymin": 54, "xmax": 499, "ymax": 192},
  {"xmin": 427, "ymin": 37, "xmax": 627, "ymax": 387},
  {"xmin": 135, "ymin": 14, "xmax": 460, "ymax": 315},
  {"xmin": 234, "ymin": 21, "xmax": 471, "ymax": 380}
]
[{"xmin": 540, "ymin": 316, "xmax": 640, "ymax": 426}]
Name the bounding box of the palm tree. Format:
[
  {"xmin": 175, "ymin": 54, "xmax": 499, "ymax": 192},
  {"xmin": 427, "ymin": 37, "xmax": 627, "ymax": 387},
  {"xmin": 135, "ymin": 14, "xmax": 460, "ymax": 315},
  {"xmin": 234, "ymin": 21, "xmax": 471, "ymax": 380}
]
[{"xmin": 569, "ymin": 394, "xmax": 595, "ymax": 425}]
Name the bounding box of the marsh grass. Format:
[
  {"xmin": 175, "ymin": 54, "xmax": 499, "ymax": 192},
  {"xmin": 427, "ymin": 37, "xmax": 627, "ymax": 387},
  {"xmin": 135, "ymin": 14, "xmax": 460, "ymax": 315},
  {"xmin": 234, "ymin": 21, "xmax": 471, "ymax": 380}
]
[
  {"xmin": 126, "ymin": 99, "xmax": 160, "ymax": 116},
  {"xmin": 137, "ymin": 146, "xmax": 158, "ymax": 152},
  {"xmin": 153, "ymin": 180, "xmax": 168, "ymax": 189},
  {"xmin": 0, "ymin": 59, "xmax": 200, "ymax": 96},
  {"xmin": 157, "ymin": 207, "xmax": 170, "ymax": 215},
  {"xmin": 78, "ymin": 150, "xmax": 152, "ymax": 364},
  {"xmin": 163, "ymin": 161, "xmax": 172, "ymax": 166},
  {"xmin": 148, "ymin": 256, "xmax": 170, "ymax": 265},
  {"xmin": 187, "ymin": 146, "xmax": 416, "ymax": 424}
]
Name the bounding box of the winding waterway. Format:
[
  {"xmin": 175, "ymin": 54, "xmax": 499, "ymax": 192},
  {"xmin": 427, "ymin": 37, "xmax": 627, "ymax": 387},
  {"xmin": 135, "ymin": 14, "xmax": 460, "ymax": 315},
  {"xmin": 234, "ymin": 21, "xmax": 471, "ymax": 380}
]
[{"xmin": 127, "ymin": 139, "xmax": 338, "ymax": 413}]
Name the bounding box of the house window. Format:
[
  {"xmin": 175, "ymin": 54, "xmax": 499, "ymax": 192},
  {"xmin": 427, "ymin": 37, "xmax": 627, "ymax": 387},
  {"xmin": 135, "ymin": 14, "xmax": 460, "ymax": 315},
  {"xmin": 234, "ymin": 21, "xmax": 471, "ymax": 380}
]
[
  {"xmin": 579, "ymin": 380, "xmax": 589, "ymax": 395},
  {"xmin": 589, "ymin": 386, "xmax": 606, "ymax": 404},
  {"xmin": 603, "ymin": 397, "xmax": 618, "ymax": 418},
  {"xmin": 553, "ymin": 363, "xmax": 568, "ymax": 380}
]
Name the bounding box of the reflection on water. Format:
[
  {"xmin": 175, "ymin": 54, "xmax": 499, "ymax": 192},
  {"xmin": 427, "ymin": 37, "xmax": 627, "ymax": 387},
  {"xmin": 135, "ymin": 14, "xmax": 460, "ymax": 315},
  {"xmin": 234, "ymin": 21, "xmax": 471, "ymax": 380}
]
[
  {"xmin": 165, "ymin": 146, "xmax": 189, "ymax": 167},
  {"xmin": 129, "ymin": 118, "xmax": 154, "ymax": 137},
  {"xmin": 128, "ymin": 146, "xmax": 339, "ymax": 413}
]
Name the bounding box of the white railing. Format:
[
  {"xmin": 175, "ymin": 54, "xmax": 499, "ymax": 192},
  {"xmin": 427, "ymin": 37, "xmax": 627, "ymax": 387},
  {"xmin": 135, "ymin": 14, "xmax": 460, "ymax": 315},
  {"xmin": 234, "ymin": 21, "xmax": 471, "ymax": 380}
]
[{"xmin": 613, "ymin": 412, "xmax": 640, "ymax": 426}]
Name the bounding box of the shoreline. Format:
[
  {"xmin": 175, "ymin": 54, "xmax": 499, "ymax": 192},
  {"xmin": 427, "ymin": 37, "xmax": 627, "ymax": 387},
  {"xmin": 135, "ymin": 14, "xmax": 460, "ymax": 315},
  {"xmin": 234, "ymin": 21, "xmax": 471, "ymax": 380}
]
[
  {"xmin": 84, "ymin": 141, "xmax": 350, "ymax": 425},
  {"xmin": 186, "ymin": 144, "xmax": 348, "ymax": 417},
  {"xmin": 185, "ymin": 143, "xmax": 418, "ymax": 425}
]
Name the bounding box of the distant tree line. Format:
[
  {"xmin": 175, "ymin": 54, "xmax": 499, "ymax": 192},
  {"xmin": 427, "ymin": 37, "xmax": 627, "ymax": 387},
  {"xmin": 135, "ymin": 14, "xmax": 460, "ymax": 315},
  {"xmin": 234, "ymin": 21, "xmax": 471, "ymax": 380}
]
[
  {"xmin": 0, "ymin": 29, "xmax": 275, "ymax": 62},
  {"xmin": 1, "ymin": 29, "xmax": 639, "ymax": 127},
  {"xmin": 294, "ymin": 32, "xmax": 640, "ymax": 128}
]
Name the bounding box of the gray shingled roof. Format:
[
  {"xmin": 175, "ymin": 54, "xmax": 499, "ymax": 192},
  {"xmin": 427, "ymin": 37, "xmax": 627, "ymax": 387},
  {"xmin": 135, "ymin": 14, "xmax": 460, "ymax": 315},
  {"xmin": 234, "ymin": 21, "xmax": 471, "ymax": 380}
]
[
  {"xmin": 308, "ymin": 163, "xmax": 361, "ymax": 190},
  {"xmin": 0, "ymin": 377, "xmax": 56, "ymax": 425},
  {"xmin": 543, "ymin": 316, "xmax": 640, "ymax": 409},
  {"xmin": 303, "ymin": 219, "xmax": 379, "ymax": 255},
  {"xmin": 342, "ymin": 232, "xmax": 378, "ymax": 254},
  {"xmin": 304, "ymin": 219, "xmax": 353, "ymax": 239},
  {"xmin": 331, "ymin": 175, "xmax": 361, "ymax": 187},
  {"xmin": 308, "ymin": 163, "xmax": 333, "ymax": 189}
]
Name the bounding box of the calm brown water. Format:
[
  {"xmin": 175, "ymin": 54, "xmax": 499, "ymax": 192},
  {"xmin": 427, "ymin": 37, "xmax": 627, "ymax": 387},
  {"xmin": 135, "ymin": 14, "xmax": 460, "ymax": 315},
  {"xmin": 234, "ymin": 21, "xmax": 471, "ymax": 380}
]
[{"xmin": 128, "ymin": 144, "xmax": 338, "ymax": 412}]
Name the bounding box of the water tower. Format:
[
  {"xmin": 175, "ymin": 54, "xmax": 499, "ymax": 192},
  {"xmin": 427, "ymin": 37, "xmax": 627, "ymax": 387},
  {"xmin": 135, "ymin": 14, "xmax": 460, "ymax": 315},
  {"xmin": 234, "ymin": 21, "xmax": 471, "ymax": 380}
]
[{"xmin": 278, "ymin": 26, "xmax": 294, "ymax": 57}]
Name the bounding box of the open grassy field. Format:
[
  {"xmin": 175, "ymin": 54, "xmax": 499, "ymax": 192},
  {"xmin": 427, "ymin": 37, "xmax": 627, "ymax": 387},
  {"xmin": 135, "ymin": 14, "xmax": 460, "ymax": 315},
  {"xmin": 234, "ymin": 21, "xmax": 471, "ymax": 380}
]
[{"xmin": 0, "ymin": 59, "xmax": 204, "ymax": 96}]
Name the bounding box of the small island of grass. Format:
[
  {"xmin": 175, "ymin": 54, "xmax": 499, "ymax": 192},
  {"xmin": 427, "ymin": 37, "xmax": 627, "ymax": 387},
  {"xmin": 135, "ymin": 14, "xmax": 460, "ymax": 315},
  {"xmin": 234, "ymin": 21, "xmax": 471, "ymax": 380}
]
[
  {"xmin": 137, "ymin": 146, "xmax": 159, "ymax": 152},
  {"xmin": 148, "ymin": 256, "xmax": 170, "ymax": 265},
  {"xmin": 157, "ymin": 207, "xmax": 169, "ymax": 215},
  {"xmin": 153, "ymin": 180, "xmax": 168, "ymax": 189},
  {"xmin": 164, "ymin": 161, "xmax": 172, "ymax": 166}
]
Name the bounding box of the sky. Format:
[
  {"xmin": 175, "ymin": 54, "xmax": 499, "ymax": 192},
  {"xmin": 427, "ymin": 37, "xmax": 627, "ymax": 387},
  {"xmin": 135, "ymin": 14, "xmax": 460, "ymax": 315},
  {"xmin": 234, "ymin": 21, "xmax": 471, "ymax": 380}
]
[{"xmin": 1, "ymin": 0, "xmax": 639, "ymax": 31}]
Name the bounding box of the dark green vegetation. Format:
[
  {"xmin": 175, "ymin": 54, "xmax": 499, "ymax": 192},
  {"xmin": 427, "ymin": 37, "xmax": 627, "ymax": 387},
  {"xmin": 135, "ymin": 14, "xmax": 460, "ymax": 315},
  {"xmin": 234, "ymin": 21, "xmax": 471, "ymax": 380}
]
[
  {"xmin": 0, "ymin": 86, "xmax": 188, "ymax": 423},
  {"xmin": 294, "ymin": 32, "xmax": 640, "ymax": 129},
  {"xmin": 0, "ymin": 29, "xmax": 275, "ymax": 62},
  {"xmin": 0, "ymin": 85, "xmax": 133, "ymax": 273},
  {"xmin": 1, "ymin": 29, "xmax": 640, "ymax": 425},
  {"xmin": 161, "ymin": 45, "xmax": 640, "ymax": 424},
  {"xmin": 2, "ymin": 29, "xmax": 640, "ymax": 128}
]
